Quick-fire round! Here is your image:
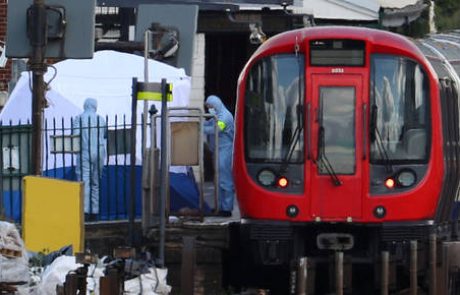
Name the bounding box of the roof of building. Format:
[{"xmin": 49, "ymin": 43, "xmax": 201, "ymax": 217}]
[
  {"xmin": 380, "ymin": 0, "xmax": 427, "ymax": 27},
  {"xmin": 295, "ymin": 0, "xmax": 379, "ymax": 21},
  {"xmin": 378, "ymin": 0, "xmax": 420, "ymax": 9}
]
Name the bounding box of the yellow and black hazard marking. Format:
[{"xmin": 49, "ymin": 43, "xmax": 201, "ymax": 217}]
[{"xmin": 136, "ymin": 82, "xmax": 173, "ymax": 101}]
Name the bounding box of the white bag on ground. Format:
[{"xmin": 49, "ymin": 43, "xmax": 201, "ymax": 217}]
[
  {"xmin": 35, "ymin": 255, "xmax": 105, "ymax": 295},
  {"xmin": 0, "ymin": 221, "xmax": 29, "ymax": 283},
  {"xmin": 86, "ymin": 263, "xmax": 105, "ymax": 295},
  {"xmin": 124, "ymin": 267, "xmax": 171, "ymax": 295},
  {"xmin": 36, "ymin": 255, "xmax": 82, "ymax": 295}
]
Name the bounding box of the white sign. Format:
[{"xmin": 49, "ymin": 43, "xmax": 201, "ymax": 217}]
[{"xmin": 3, "ymin": 146, "xmax": 19, "ymax": 170}]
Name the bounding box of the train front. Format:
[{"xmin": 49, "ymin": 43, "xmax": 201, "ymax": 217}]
[{"xmin": 229, "ymin": 26, "xmax": 444, "ymax": 291}]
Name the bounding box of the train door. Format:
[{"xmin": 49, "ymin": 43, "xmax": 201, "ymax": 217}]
[{"xmin": 310, "ymin": 74, "xmax": 364, "ymax": 220}]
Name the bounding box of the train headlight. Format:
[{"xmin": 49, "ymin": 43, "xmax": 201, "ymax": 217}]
[
  {"xmin": 397, "ymin": 170, "xmax": 416, "ymax": 187},
  {"xmin": 277, "ymin": 176, "xmax": 289, "ymax": 188},
  {"xmin": 257, "ymin": 169, "xmax": 276, "ymax": 187},
  {"xmin": 384, "ymin": 178, "xmax": 395, "ymax": 189}
]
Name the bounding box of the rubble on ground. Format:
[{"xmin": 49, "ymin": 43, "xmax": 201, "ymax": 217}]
[{"xmin": 0, "ymin": 221, "xmax": 171, "ymax": 294}]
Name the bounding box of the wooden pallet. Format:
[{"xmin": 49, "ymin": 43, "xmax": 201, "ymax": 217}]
[
  {"xmin": 0, "ymin": 248, "xmax": 22, "ymax": 258},
  {"xmin": 0, "ymin": 282, "xmax": 18, "ymax": 294}
]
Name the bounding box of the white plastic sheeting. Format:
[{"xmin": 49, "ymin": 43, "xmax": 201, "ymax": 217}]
[
  {"xmin": 0, "ymin": 221, "xmax": 29, "ymax": 283},
  {"xmin": 36, "ymin": 256, "xmax": 84, "ymax": 295},
  {"xmin": 125, "ymin": 268, "xmax": 171, "ymax": 295},
  {"xmin": 33, "ymin": 255, "xmax": 171, "ymax": 295}
]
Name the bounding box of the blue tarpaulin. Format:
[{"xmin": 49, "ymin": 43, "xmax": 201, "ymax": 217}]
[{"xmin": 2, "ymin": 166, "xmax": 203, "ymax": 222}]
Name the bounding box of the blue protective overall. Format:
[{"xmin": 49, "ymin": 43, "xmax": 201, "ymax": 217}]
[
  {"xmin": 204, "ymin": 95, "xmax": 235, "ymax": 213},
  {"xmin": 73, "ymin": 98, "xmax": 107, "ymax": 215}
]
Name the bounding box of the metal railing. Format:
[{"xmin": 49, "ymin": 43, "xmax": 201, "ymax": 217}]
[
  {"xmin": 0, "ymin": 116, "xmax": 145, "ymax": 223},
  {"xmin": 142, "ymin": 107, "xmax": 219, "ymax": 229},
  {"xmin": 0, "ymin": 111, "xmax": 218, "ymax": 224}
]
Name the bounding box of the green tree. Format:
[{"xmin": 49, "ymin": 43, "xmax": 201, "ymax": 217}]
[{"xmin": 435, "ymin": 0, "xmax": 460, "ymax": 31}]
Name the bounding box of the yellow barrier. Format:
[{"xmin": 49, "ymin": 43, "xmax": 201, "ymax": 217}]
[{"xmin": 22, "ymin": 176, "xmax": 84, "ymax": 253}]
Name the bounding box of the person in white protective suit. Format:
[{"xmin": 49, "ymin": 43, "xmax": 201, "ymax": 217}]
[
  {"xmin": 204, "ymin": 95, "xmax": 235, "ymax": 217},
  {"xmin": 73, "ymin": 98, "xmax": 107, "ymax": 221}
]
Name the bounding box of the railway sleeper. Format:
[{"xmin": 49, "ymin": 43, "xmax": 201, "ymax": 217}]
[
  {"xmin": 287, "ymin": 239, "xmax": 460, "ymax": 295},
  {"xmin": 227, "ymin": 243, "xmax": 460, "ymax": 294},
  {"xmin": 227, "ymin": 225, "xmax": 460, "ymax": 294}
]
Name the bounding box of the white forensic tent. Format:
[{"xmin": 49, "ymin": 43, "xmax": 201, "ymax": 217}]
[
  {"xmin": 0, "ymin": 50, "xmax": 196, "ymax": 221},
  {"xmin": 0, "ymin": 50, "xmax": 191, "ymax": 169},
  {"xmin": 1, "ymin": 50, "xmax": 191, "ymax": 125}
]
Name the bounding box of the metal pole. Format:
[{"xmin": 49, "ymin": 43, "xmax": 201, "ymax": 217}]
[
  {"xmin": 442, "ymin": 243, "xmax": 449, "ymax": 295},
  {"xmin": 29, "ymin": 0, "xmax": 48, "ymax": 175},
  {"xmin": 297, "ymin": 257, "xmax": 308, "ymax": 295},
  {"xmin": 129, "ymin": 78, "xmax": 138, "ymax": 247},
  {"xmin": 429, "ymin": 234, "xmax": 437, "ymax": 295},
  {"xmin": 198, "ymin": 113, "xmax": 204, "ymax": 221},
  {"xmin": 381, "ymin": 251, "xmax": 389, "ymax": 295},
  {"xmin": 143, "ymin": 30, "xmax": 150, "ymax": 157},
  {"xmin": 151, "ymin": 114, "xmax": 159, "ymax": 218},
  {"xmin": 213, "ymin": 115, "xmax": 219, "ymax": 213},
  {"xmin": 141, "ymin": 30, "xmax": 151, "ymax": 234},
  {"xmin": 336, "ymin": 252, "xmax": 343, "ymax": 295},
  {"xmin": 180, "ymin": 236, "xmax": 196, "ymax": 295},
  {"xmin": 410, "ymin": 240, "xmax": 418, "ymax": 295},
  {"xmin": 158, "ymin": 78, "xmax": 168, "ymax": 268}
]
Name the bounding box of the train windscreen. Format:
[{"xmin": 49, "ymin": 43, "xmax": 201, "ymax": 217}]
[
  {"xmin": 244, "ymin": 54, "xmax": 305, "ymax": 163},
  {"xmin": 370, "ymin": 54, "xmax": 430, "ymax": 163}
]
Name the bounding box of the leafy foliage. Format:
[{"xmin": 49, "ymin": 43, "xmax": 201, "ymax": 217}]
[{"xmin": 435, "ymin": 0, "xmax": 460, "ymax": 31}]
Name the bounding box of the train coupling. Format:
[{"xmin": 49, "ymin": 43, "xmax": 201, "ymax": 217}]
[{"xmin": 316, "ymin": 233, "xmax": 354, "ymax": 250}]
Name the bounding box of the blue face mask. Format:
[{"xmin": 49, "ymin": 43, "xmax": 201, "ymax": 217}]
[{"xmin": 209, "ymin": 108, "xmax": 216, "ymax": 115}]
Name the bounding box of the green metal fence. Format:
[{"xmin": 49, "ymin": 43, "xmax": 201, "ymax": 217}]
[{"xmin": 0, "ymin": 116, "xmax": 145, "ymax": 223}]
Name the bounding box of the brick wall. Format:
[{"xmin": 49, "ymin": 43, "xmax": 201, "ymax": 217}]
[{"xmin": 0, "ymin": 0, "xmax": 10, "ymax": 92}]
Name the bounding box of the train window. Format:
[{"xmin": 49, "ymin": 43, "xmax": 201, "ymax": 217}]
[
  {"xmin": 319, "ymin": 87, "xmax": 356, "ymax": 174},
  {"xmin": 370, "ymin": 54, "xmax": 430, "ymax": 163},
  {"xmin": 244, "ymin": 54, "xmax": 305, "ymax": 163}
]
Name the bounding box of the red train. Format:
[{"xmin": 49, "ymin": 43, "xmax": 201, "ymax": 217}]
[{"xmin": 227, "ymin": 26, "xmax": 460, "ymax": 294}]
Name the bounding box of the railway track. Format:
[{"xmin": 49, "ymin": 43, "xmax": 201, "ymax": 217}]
[{"xmin": 235, "ymin": 236, "xmax": 460, "ymax": 295}]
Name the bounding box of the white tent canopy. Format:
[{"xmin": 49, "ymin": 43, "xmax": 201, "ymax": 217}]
[
  {"xmin": 0, "ymin": 50, "xmax": 191, "ymax": 125},
  {"xmin": 0, "ymin": 50, "xmax": 192, "ymax": 170}
]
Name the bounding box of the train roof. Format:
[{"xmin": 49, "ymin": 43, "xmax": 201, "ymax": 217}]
[
  {"xmin": 243, "ymin": 26, "xmax": 460, "ymax": 92},
  {"xmin": 414, "ymin": 31, "xmax": 460, "ymax": 83},
  {"xmin": 251, "ymin": 26, "xmax": 427, "ymax": 70},
  {"xmin": 253, "ymin": 26, "xmax": 460, "ymax": 86},
  {"xmin": 256, "ymin": 26, "xmax": 421, "ymax": 56}
]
